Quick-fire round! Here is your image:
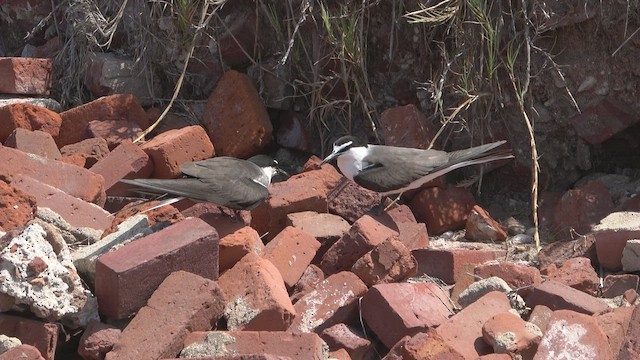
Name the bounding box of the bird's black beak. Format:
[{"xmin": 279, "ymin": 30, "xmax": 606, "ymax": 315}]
[
  {"xmin": 276, "ymin": 167, "xmax": 290, "ymax": 178},
  {"xmin": 321, "ymin": 151, "xmax": 339, "ymax": 165}
]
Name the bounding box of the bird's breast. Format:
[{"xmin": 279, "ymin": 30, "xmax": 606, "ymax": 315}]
[{"xmin": 337, "ymin": 147, "xmax": 369, "ymax": 181}]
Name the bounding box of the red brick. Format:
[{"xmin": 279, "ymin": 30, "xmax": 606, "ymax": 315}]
[
  {"xmin": 320, "ymin": 215, "xmax": 398, "ymax": 275},
  {"xmin": 219, "ymin": 226, "xmax": 264, "ymax": 273},
  {"xmin": 618, "ymin": 305, "xmax": 640, "ymax": 359},
  {"xmin": 536, "ymin": 310, "xmax": 613, "ymax": 360},
  {"xmin": 182, "ymin": 331, "xmax": 325, "ymax": 359},
  {"xmin": 409, "ymin": 186, "xmax": 476, "ymax": 233},
  {"xmin": 482, "ymin": 312, "xmax": 541, "ymax": 356},
  {"xmin": 179, "ymin": 201, "xmax": 250, "ymax": 238},
  {"xmin": 105, "ymin": 271, "xmax": 226, "ymax": 360},
  {"xmin": 4, "ymin": 128, "xmax": 61, "ymax": 159},
  {"xmin": 251, "ymin": 166, "xmax": 341, "ymax": 241},
  {"xmin": 60, "ymin": 137, "xmax": 110, "ymax": 168},
  {"xmin": 593, "ymin": 229, "xmax": 640, "ymax": 271},
  {"xmin": 434, "ymin": 292, "xmax": 512, "ymax": 358},
  {"xmin": 546, "ymin": 257, "xmax": 599, "ymax": 296},
  {"xmin": 77, "ymin": 319, "xmax": 121, "ymax": 360},
  {"xmin": 0, "ymin": 57, "xmax": 52, "ymax": 95},
  {"xmin": 371, "ymin": 204, "xmax": 429, "ymax": 250},
  {"xmin": 380, "ymin": 104, "xmax": 435, "ymax": 149},
  {"xmin": 96, "ymin": 218, "xmax": 219, "ymax": 319},
  {"xmin": 596, "ymin": 307, "xmax": 634, "ymax": 357},
  {"xmin": 264, "ymin": 226, "xmax": 321, "ymax": 288},
  {"xmin": 141, "ymin": 125, "xmax": 215, "ymax": 179},
  {"xmin": 86, "ymin": 119, "xmax": 143, "ymax": 150},
  {"xmin": 382, "ymin": 335, "xmax": 411, "ymax": 360},
  {"xmin": 0, "ymin": 344, "xmax": 44, "ymax": 360},
  {"xmin": 202, "ymin": 70, "xmax": 272, "ymax": 158},
  {"xmin": 58, "ymin": 94, "xmax": 147, "ymax": 147},
  {"xmin": 0, "ymin": 314, "xmax": 58, "ymax": 360},
  {"xmin": 0, "ymin": 179, "xmax": 36, "ymax": 231},
  {"xmin": 401, "ymin": 331, "xmax": 465, "ymax": 360},
  {"xmin": 603, "ymin": 274, "xmax": 640, "ymax": 298},
  {"xmin": 59, "ymin": 153, "xmax": 87, "ymax": 167},
  {"xmin": 465, "ymin": 205, "xmax": 507, "ymax": 242},
  {"xmin": 290, "ymin": 271, "xmax": 367, "ymax": 333},
  {"xmin": 553, "ymin": 181, "xmax": 615, "ymax": 236},
  {"xmin": 89, "ymin": 140, "xmax": 153, "ymax": 196},
  {"xmin": 412, "ymin": 248, "xmax": 505, "ymax": 284},
  {"xmin": 320, "ymin": 323, "xmax": 374, "ymax": 360},
  {"xmin": 538, "ymin": 233, "xmax": 597, "ymax": 269},
  {"xmin": 0, "ymin": 103, "xmax": 61, "ymax": 142},
  {"xmin": 474, "ymin": 261, "xmax": 542, "ymax": 297},
  {"xmin": 0, "ymin": 146, "xmax": 106, "ymax": 205},
  {"xmin": 570, "ymin": 98, "xmax": 640, "ymax": 145},
  {"xmin": 218, "ymin": 253, "xmax": 295, "ymax": 331},
  {"xmin": 329, "ymin": 348, "xmax": 353, "ymax": 360},
  {"xmin": 286, "ymin": 211, "xmax": 350, "ymax": 263},
  {"xmin": 526, "ymin": 280, "xmax": 609, "ymax": 315},
  {"xmin": 101, "ymin": 199, "xmax": 184, "ymax": 238},
  {"xmin": 327, "ymin": 180, "xmax": 381, "ymax": 223},
  {"xmin": 351, "ymin": 238, "xmax": 417, "ymax": 286},
  {"xmin": 12, "ymin": 175, "xmax": 112, "ymax": 230},
  {"xmin": 361, "ymin": 282, "xmax": 454, "ymax": 348},
  {"xmin": 528, "ymin": 305, "xmax": 554, "ymax": 334},
  {"xmin": 290, "ymin": 264, "xmax": 325, "ymax": 304}
]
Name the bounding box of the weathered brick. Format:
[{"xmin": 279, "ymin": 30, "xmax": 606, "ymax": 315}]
[
  {"xmin": 202, "ymin": 70, "xmax": 271, "ymax": 158},
  {"xmin": 4, "ymin": 128, "xmax": 61, "ymax": 160},
  {"xmin": 465, "ymin": 205, "xmax": 507, "ymax": 242},
  {"xmin": 0, "ymin": 103, "xmax": 61, "ymax": 142},
  {"xmin": 320, "ymin": 215, "xmax": 398, "ymax": 276},
  {"xmin": 251, "ymin": 166, "xmax": 341, "ymax": 241},
  {"xmin": 618, "ymin": 305, "xmax": 640, "ymax": 359},
  {"xmin": 596, "ymin": 307, "xmax": 634, "ymax": 357},
  {"xmin": 0, "ymin": 344, "xmax": 44, "ymax": 360},
  {"xmin": 289, "ymin": 271, "xmax": 367, "ymax": 333},
  {"xmin": 570, "ymin": 98, "xmax": 640, "ymax": 145},
  {"xmin": 86, "ymin": 119, "xmax": 143, "ymax": 150},
  {"xmin": 0, "ymin": 146, "xmax": 106, "ymax": 205},
  {"xmin": 105, "ymin": 271, "xmax": 226, "ymax": 360},
  {"xmin": 401, "ymin": 331, "xmax": 465, "ymax": 360},
  {"xmin": 58, "ymin": 94, "xmax": 147, "ymax": 147},
  {"xmin": 553, "ymin": 181, "xmax": 615, "ymax": 236},
  {"xmin": 545, "ymin": 257, "xmax": 599, "ymax": 296},
  {"xmin": 482, "ymin": 312, "xmax": 542, "ymax": 357},
  {"xmin": 77, "ymin": 319, "xmax": 121, "ymax": 360},
  {"xmin": 593, "ymin": 229, "xmax": 640, "ymax": 271},
  {"xmin": 290, "ymin": 264, "xmax": 325, "ymax": 304},
  {"xmin": 141, "ymin": 125, "xmax": 215, "ymax": 179},
  {"xmin": 218, "ymin": 253, "xmax": 295, "ymax": 331},
  {"xmin": 89, "ymin": 140, "xmax": 153, "ymax": 196},
  {"xmin": 434, "ymin": 292, "xmax": 512, "ymax": 359},
  {"xmin": 219, "ymin": 226, "xmax": 264, "ymax": 273},
  {"xmin": 263, "ymin": 226, "xmax": 321, "ymax": 288},
  {"xmin": 320, "ymin": 323, "xmax": 374, "ymax": 360},
  {"xmin": 182, "ymin": 331, "xmax": 326, "ymax": 359},
  {"xmin": 0, "ymin": 314, "xmax": 57, "ymax": 360},
  {"xmin": 538, "ymin": 233, "xmax": 597, "ymax": 269},
  {"xmin": 409, "ymin": 186, "xmax": 476, "ymax": 234},
  {"xmin": 602, "ymin": 274, "xmax": 639, "ymax": 298},
  {"xmin": 60, "ymin": 137, "xmax": 110, "ymax": 168},
  {"xmin": 351, "ymin": 238, "xmax": 417, "ymax": 286},
  {"xmin": 536, "ymin": 310, "xmax": 613, "ymax": 360},
  {"xmin": 11, "ymin": 174, "xmax": 111, "ymax": 230},
  {"xmin": 474, "ymin": 261, "xmax": 542, "ymax": 297},
  {"xmin": 361, "ymin": 282, "xmax": 454, "ymax": 348},
  {"xmin": 96, "ymin": 218, "xmax": 219, "ymax": 319},
  {"xmin": 412, "ymin": 248, "xmax": 505, "ymax": 284},
  {"xmin": 328, "ymin": 180, "xmax": 381, "ymax": 223},
  {"xmin": 526, "ymin": 280, "xmax": 609, "ymax": 315},
  {"xmin": 285, "ymin": 211, "xmax": 350, "ymax": 263},
  {"xmin": 372, "ymin": 204, "xmax": 429, "ymax": 250},
  {"xmin": 380, "ymin": 104, "xmax": 435, "ymax": 149},
  {"xmin": 0, "ymin": 179, "xmax": 36, "ymax": 231},
  {"xmin": 0, "ymin": 57, "xmax": 52, "ymax": 95}
]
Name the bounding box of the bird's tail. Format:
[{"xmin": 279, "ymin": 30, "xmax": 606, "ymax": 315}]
[{"xmin": 446, "ymin": 140, "xmax": 513, "ymax": 164}]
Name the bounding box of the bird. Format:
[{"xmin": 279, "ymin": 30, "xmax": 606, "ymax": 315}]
[
  {"xmin": 321, "ymin": 135, "xmax": 514, "ymax": 196},
  {"xmin": 120, "ymin": 154, "xmax": 287, "ymax": 211}
]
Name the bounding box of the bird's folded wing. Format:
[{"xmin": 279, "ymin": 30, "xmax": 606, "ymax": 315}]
[{"xmin": 180, "ymin": 156, "xmax": 263, "ymax": 179}]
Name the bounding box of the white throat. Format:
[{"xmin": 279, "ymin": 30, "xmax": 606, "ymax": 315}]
[
  {"xmin": 254, "ymin": 166, "xmax": 277, "ymax": 188},
  {"xmin": 336, "ymin": 147, "xmax": 369, "ymax": 181}
]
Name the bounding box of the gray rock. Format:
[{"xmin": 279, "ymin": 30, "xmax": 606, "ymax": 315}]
[
  {"xmin": 0, "ymin": 95, "xmax": 62, "ymax": 112},
  {"xmin": 0, "ymin": 335, "xmax": 21, "ymax": 354},
  {"xmin": 622, "ymin": 239, "xmax": 640, "ymax": 272},
  {"xmin": 458, "ymin": 276, "xmax": 512, "ymax": 308}
]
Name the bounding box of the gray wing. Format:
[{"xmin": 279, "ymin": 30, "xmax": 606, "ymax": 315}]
[
  {"xmin": 122, "ymin": 157, "xmax": 270, "ymax": 210},
  {"xmin": 353, "ymin": 141, "xmax": 508, "ymax": 193}
]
